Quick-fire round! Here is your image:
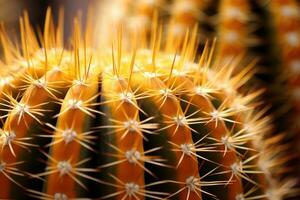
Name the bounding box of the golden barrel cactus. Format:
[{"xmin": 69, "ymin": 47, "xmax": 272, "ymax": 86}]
[{"xmin": 0, "ymin": 4, "xmax": 297, "ymax": 200}]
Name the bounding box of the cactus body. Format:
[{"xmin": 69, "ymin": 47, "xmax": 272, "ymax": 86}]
[
  {"xmin": 0, "ymin": 4, "xmax": 297, "ymax": 200},
  {"xmin": 109, "ymin": 0, "xmax": 300, "ymax": 190},
  {"xmin": 216, "ymin": 0, "xmax": 252, "ymax": 63},
  {"xmin": 268, "ymin": 0, "xmax": 300, "ymax": 131}
]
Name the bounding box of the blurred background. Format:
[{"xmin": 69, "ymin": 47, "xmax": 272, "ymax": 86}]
[{"xmin": 0, "ymin": 0, "xmax": 93, "ymax": 42}]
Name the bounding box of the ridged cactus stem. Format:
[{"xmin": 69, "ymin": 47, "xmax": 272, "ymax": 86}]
[
  {"xmin": 170, "ymin": 0, "xmax": 206, "ymax": 36},
  {"xmin": 101, "ymin": 73, "xmax": 146, "ymax": 199},
  {"xmin": 168, "ymin": 74, "xmax": 256, "ymax": 199},
  {"xmin": 0, "ymin": 68, "xmax": 68, "ymax": 198},
  {"xmin": 267, "ymin": 0, "xmax": 300, "ymax": 186},
  {"xmin": 43, "ymin": 75, "xmax": 100, "ymax": 197},
  {"xmin": 217, "ymin": 0, "xmax": 252, "ymax": 64},
  {"xmin": 0, "ymin": 8, "xmax": 296, "ymax": 199},
  {"xmin": 268, "ymin": 0, "xmax": 300, "ymax": 124},
  {"xmin": 132, "ymin": 73, "xmax": 202, "ymax": 199}
]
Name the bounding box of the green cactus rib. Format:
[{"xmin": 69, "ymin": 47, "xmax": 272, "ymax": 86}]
[{"xmin": 0, "ymin": 10, "xmax": 296, "ymax": 200}]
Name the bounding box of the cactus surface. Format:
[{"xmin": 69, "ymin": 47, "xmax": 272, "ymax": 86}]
[
  {"xmin": 0, "ymin": 4, "xmax": 297, "ymax": 200},
  {"xmin": 102, "ymin": 0, "xmax": 300, "ymax": 194},
  {"xmin": 268, "ymin": 0, "xmax": 300, "ymax": 133}
]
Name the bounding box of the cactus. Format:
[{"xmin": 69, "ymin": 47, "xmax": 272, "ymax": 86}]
[
  {"xmin": 168, "ymin": 0, "xmax": 206, "ymax": 37},
  {"xmin": 267, "ymin": 0, "xmax": 300, "ymax": 135},
  {"xmin": 0, "ymin": 6, "xmax": 297, "ymax": 200},
  {"xmin": 109, "ymin": 0, "xmax": 300, "ymax": 189},
  {"xmin": 215, "ymin": 0, "xmax": 254, "ymax": 65},
  {"xmin": 264, "ymin": 0, "xmax": 300, "ymax": 187}
]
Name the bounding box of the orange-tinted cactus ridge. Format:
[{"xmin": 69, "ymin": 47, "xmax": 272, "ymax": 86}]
[
  {"xmin": 0, "ymin": 9, "xmax": 295, "ymax": 200},
  {"xmin": 0, "ymin": 12, "xmax": 66, "ymax": 196},
  {"xmin": 0, "ymin": 68, "xmax": 69, "ymax": 197},
  {"xmin": 169, "ymin": 0, "xmax": 208, "ymax": 38},
  {"xmin": 44, "ymin": 75, "xmax": 100, "ymax": 197},
  {"xmin": 216, "ymin": 0, "xmax": 253, "ymax": 64},
  {"xmin": 268, "ymin": 0, "xmax": 300, "ymax": 132},
  {"xmin": 101, "ymin": 73, "xmax": 146, "ymax": 200},
  {"xmin": 131, "ymin": 72, "xmax": 203, "ymax": 199},
  {"xmin": 166, "ymin": 57, "xmax": 262, "ymax": 199},
  {"xmin": 155, "ymin": 77, "xmax": 244, "ymax": 200},
  {"xmin": 123, "ymin": 0, "xmax": 207, "ymax": 36},
  {"xmin": 112, "ymin": 0, "xmax": 209, "ymax": 42},
  {"xmin": 268, "ymin": 0, "xmax": 300, "ymax": 186}
]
